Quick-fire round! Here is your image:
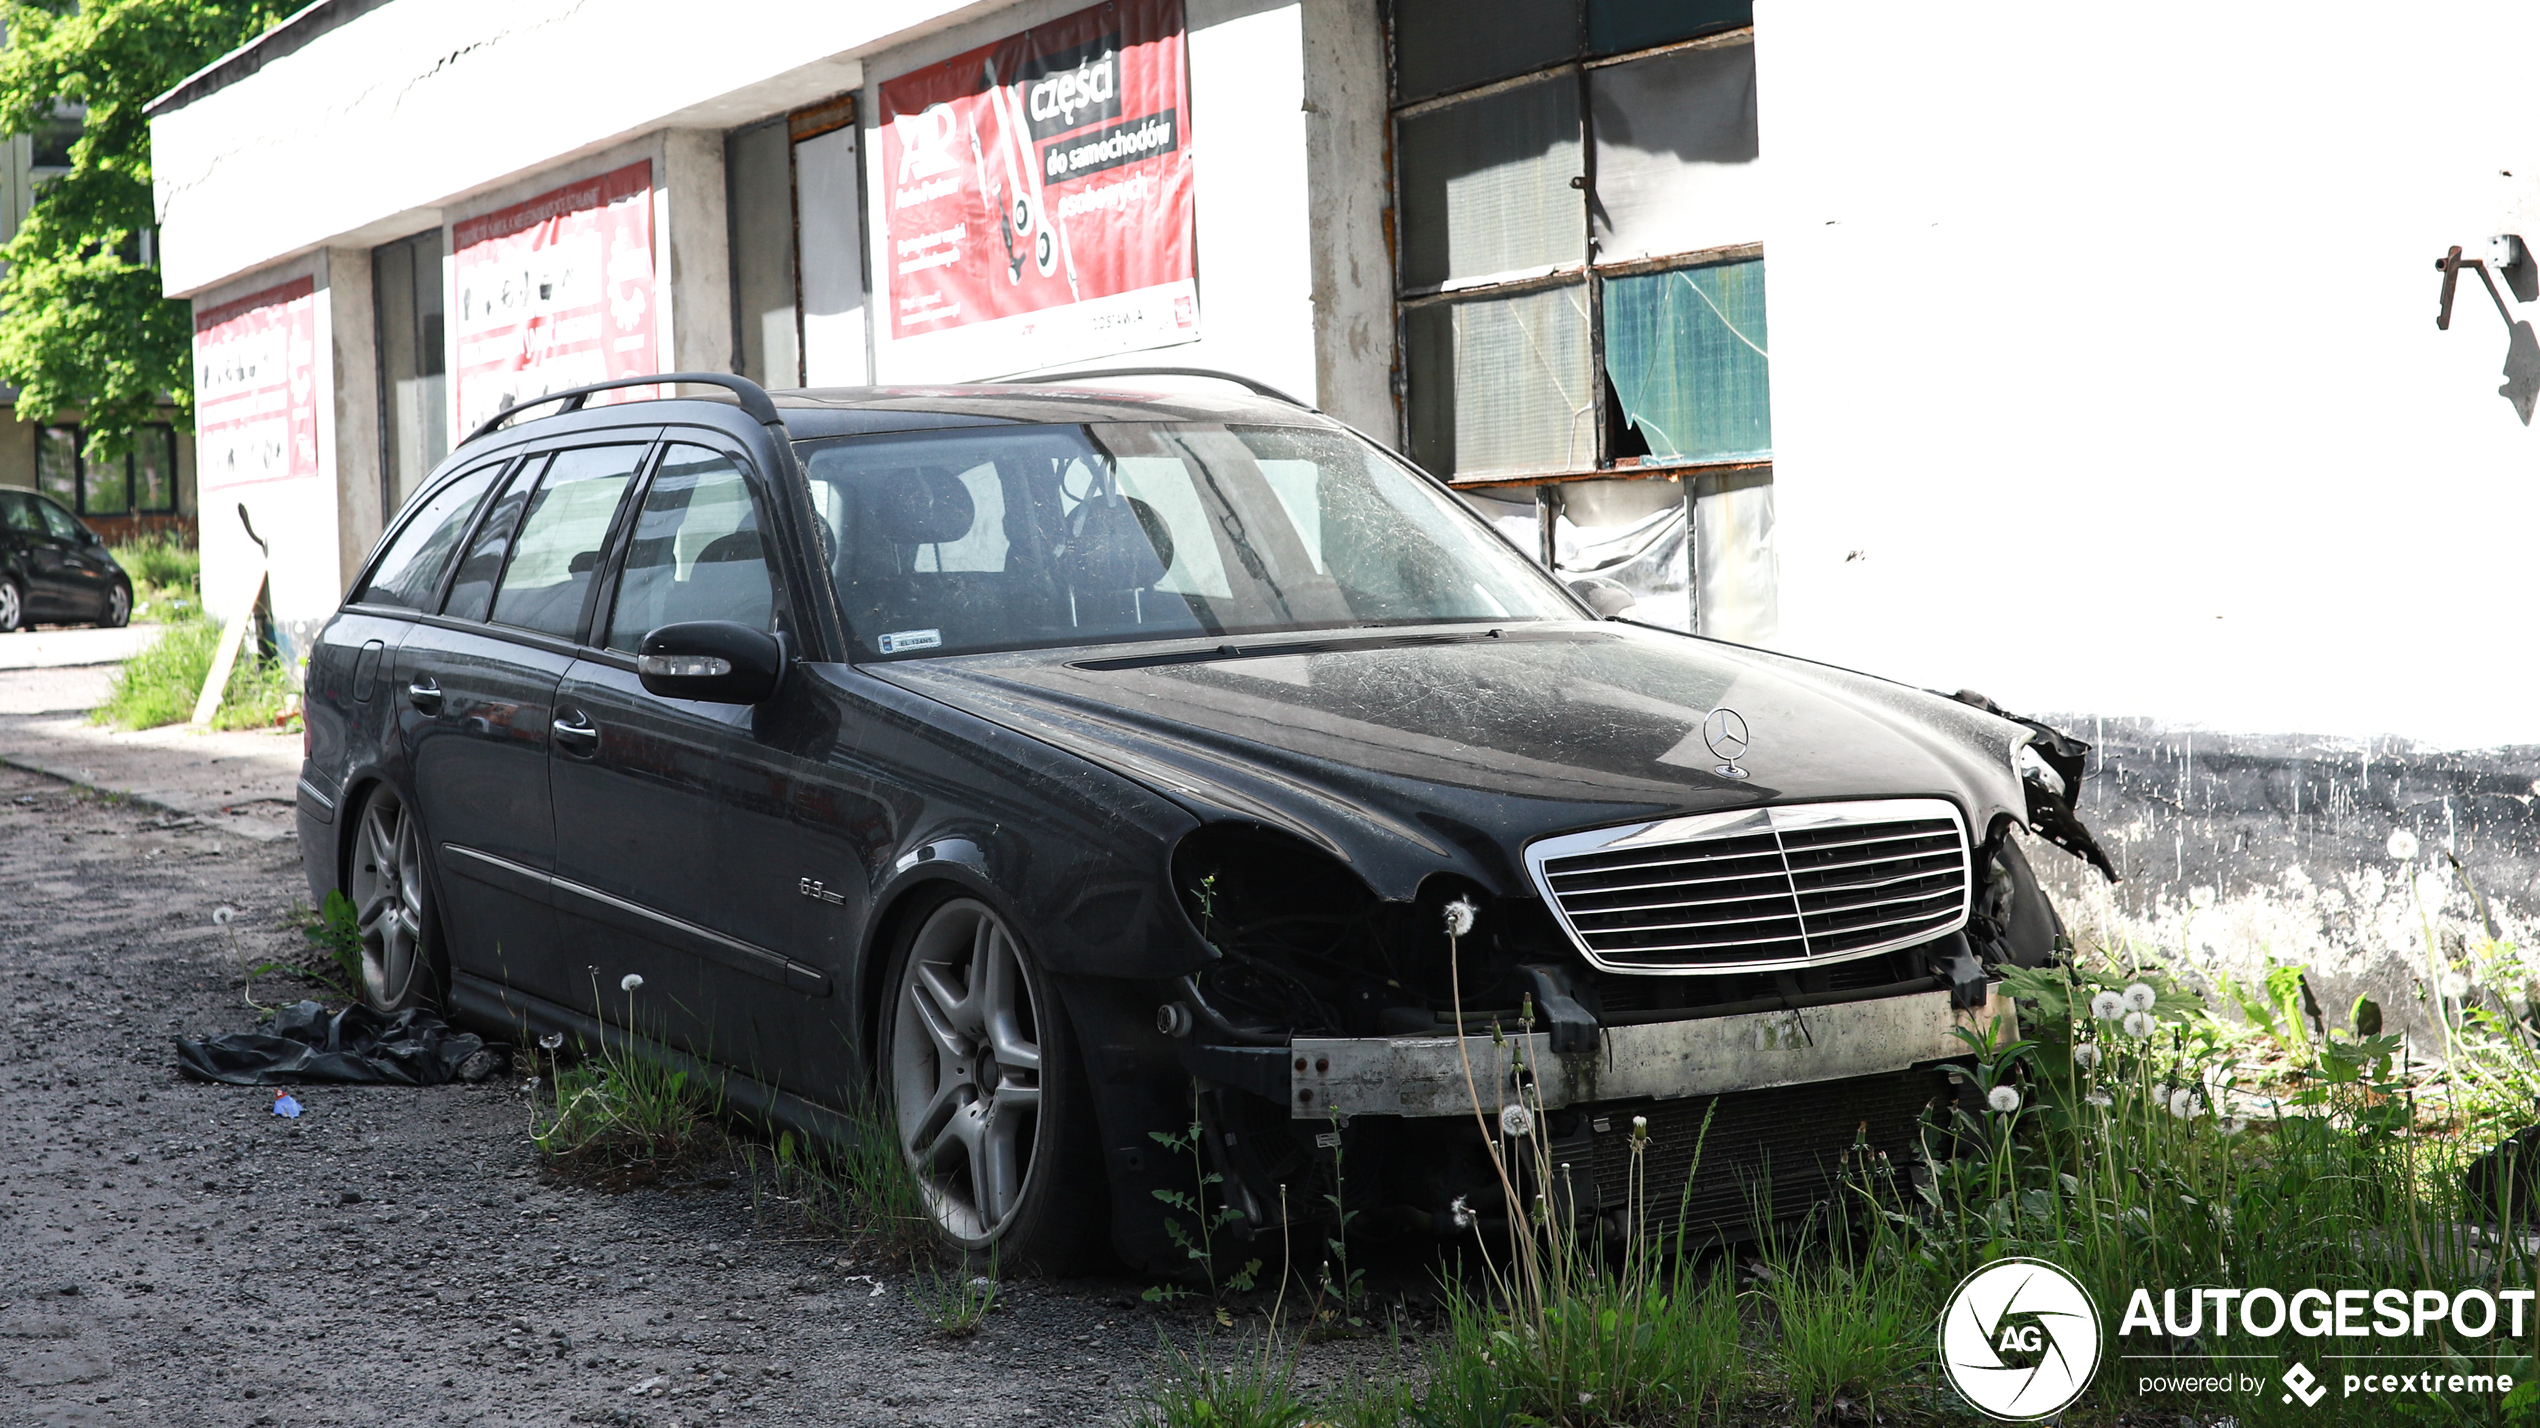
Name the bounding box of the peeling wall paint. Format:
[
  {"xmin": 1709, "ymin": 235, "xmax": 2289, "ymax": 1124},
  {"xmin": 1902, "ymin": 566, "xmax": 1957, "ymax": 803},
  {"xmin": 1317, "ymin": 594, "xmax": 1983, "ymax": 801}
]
[{"xmin": 2028, "ymin": 721, "xmax": 2540, "ymax": 1057}]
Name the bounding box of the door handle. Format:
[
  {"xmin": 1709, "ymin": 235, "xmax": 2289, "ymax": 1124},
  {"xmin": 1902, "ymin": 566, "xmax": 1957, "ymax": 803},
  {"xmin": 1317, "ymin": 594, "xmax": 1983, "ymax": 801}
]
[
  {"xmin": 551, "ymin": 710, "xmax": 600, "ymax": 757},
  {"xmin": 407, "ymin": 679, "xmax": 443, "ymax": 715}
]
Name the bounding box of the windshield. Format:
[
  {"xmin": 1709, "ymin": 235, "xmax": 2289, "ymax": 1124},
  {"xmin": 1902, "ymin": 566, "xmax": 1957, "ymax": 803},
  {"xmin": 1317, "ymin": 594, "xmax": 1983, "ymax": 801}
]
[{"xmin": 797, "ymin": 422, "xmax": 1578, "ymax": 658}]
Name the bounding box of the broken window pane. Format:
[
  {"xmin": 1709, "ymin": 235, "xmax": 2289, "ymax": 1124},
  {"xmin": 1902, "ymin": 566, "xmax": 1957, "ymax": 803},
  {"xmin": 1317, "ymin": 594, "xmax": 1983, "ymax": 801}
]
[
  {"xmin": 1397, "ymin": 76, "xmax": 1582, "ymax": 290},
  {"xmin": 1589, "ymin": 39, "xmax": 1762, "ymax": 263},
  {"xmin": 1588, "ymin": 0, "xmax": 1751, "ymax": 57},
  {"xmin": 1405, "ymin": 282, "xmax": 1594, "ymax": 478},
  {"xmin": 1601, "ymin": 259, "xmax": 1770, "ymax": 463},
  {"xmin": 1392, "ymin": 0, "xmax": 1578, "ymax": 104}
]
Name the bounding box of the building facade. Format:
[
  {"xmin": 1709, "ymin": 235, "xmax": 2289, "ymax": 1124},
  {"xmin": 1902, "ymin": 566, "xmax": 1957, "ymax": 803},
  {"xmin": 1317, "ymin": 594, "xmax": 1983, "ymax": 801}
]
[{"xmin": 149, "ymin": 0, "xmax": 2538, "ymax": 1040}]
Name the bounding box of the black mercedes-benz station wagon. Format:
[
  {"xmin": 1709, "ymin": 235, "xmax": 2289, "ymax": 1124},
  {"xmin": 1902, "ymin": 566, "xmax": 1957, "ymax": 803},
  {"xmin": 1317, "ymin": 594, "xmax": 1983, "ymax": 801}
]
[{"xmin": 299, "ymin": 370, "xmax": 2110, "ymax": 1272}]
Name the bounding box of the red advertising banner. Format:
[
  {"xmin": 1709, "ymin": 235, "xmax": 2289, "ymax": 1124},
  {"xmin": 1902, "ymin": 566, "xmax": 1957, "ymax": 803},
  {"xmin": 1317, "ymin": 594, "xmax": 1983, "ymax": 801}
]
[
  {"xmin": 877, "ymin": 0, "xmax": 1197, "ymax": 378},
  {"xmin": 193, "ymin": 276, "xmax": 319, "ymax": 492},
  {"xmin": 453, "ymin": 161, "xmax": 657, "ymax": 435}
]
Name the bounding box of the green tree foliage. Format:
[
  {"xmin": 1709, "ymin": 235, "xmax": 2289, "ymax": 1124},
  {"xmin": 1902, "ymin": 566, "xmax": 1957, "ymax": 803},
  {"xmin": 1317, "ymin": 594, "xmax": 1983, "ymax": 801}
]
[{"xmin": 0, "ymin": 0, "xmax": 278, "ymax": 460}]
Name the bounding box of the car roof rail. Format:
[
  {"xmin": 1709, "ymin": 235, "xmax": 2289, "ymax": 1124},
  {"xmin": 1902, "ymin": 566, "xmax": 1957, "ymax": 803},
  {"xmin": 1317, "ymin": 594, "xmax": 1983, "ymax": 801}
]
[
  {"xmin": 993, "ymin": 366, "xmax": 1314, "ymax": 410},
  {"xmin": 456, "ymin": 371, "xmax": 784, "ymax": 448}
]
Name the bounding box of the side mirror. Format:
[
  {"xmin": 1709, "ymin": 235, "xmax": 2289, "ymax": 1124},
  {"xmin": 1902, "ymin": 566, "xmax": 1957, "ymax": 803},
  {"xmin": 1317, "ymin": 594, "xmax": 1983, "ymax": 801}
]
[
  {"xmin": 1566, "ymin": 576, "xmax": 1637, "ymax": 619},
  {"xmin": 637, "ymin": 621, "xmax": 783, "ymax": 704}
]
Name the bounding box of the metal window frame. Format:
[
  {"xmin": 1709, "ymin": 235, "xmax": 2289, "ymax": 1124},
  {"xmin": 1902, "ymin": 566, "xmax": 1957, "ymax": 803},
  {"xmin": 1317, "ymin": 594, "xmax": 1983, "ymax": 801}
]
[{"xmin": 1383, "ymin": 9, "xmax": 1765, "ymax": 504}]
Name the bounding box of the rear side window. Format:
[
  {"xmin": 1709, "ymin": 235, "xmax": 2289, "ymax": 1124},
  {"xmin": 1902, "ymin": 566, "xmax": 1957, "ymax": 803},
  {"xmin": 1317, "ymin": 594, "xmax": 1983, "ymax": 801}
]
[
  {"xmin": 0, "ymin": 491, "xmax": 35, "ymax": 534},
  {"xmin": 488, "ymin": 444, "xmax": 648, "ymax": 639},
  {"xmin": 35, "ymin": 497, "xmax": 82, "ymax": 541},
  {"xmin": 355, "ymin": 464, "xmax": 501, "ymax": 611},
  {"xmin": 605, "ymin": 446, "xmax": 776, "ymax": 653}
]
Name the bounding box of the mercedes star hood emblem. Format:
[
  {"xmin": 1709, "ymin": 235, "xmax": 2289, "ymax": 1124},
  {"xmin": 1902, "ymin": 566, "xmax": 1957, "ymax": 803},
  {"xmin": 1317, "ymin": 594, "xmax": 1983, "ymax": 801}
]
[{"xmin": 1703, "ymin": 706, "xmax": 1751, "ymax": 779}]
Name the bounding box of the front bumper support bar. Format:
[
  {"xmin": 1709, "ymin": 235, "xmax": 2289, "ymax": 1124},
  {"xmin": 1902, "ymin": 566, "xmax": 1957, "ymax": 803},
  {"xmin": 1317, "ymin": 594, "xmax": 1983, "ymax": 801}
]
[{"xmin": 1286, "ymin": 984, "xmax": 2009, "ymax": 1119}]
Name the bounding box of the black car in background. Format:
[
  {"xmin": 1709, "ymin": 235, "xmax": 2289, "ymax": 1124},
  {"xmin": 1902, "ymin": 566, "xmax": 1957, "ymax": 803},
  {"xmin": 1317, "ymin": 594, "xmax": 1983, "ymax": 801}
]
[
  {"xmin": 296, "ymin": 371, "xmax": 2108, "ymax": 1273},
  {"xmin": 0, "ymin": 488, "xmax": 133, "ymax": 632}
]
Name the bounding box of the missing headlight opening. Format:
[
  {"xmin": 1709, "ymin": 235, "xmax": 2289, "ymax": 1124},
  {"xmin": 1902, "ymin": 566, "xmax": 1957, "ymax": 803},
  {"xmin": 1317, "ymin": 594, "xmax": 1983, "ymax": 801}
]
[{"xmin": 1159, "ymin": 706, "xmax": 2117, "ymax": 1247}]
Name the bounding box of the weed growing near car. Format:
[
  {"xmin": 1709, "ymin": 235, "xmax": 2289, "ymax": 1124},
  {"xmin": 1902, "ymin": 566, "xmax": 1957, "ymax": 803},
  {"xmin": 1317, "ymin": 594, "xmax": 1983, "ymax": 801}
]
[
  {"xmin": 530, "ymin": 975, "xmax": 731, "ymax": 1190},
  {"xmin": 108, "ymin": 531, "xmax": 197, "ymax": 621},
  {"xmin": 91, "ymin": 614, "xmax": 297, "ymax": 730},
  {"xmin": 742, "ymin": 1101, "xmax": 938, "ymax": 1269}
]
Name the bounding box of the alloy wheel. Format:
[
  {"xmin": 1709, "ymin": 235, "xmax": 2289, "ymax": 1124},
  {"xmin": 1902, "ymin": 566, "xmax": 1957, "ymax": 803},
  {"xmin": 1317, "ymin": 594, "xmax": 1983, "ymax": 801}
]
[
  {"xmin": 348, "ymin": 791, "xmax": 428, "ymax": 1009},
  {"xmin": 890, "ymin": 899, "xmax": 1046, "ymax": 1245},
  {"xmin": 0, "ymin": 579, "xmax": 20, "ymax": 632},
  {"xmin": 103, "ymin": 583, "xmax": 129, "ymax": 628}
]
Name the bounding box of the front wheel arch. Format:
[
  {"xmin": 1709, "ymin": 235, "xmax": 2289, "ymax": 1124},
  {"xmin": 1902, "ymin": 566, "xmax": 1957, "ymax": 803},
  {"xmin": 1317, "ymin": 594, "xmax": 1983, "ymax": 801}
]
[{"xmin": 874, "ymin": 885, "xmax": 1110, "ymax": 1271}]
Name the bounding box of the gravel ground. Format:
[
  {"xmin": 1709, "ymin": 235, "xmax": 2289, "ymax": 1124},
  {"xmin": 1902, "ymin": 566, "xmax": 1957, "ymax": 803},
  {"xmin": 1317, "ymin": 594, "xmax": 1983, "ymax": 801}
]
[{"xmin": 0, "ymin": 761, "xmax": 1425, "ymax": 1428}]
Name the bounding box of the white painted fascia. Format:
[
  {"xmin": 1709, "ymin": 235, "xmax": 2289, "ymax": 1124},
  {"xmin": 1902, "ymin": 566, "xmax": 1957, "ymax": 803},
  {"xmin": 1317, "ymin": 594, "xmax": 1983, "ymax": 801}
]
[{"xmin": 149, "ymin": 0, "xmax": 1030, "ymax": 297}]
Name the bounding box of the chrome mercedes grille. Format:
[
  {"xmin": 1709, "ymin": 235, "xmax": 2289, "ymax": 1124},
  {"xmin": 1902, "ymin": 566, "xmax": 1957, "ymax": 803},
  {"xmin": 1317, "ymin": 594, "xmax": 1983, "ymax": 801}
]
[{"xmin": 1525, "ymin": 799, "xmax": 1971, "ymax": 974}]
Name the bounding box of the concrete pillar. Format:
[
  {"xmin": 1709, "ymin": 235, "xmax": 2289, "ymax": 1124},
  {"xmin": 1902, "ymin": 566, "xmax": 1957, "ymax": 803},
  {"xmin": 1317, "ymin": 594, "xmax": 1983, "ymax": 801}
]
[
  {"xmin": 661, "ymin": 129, "xmax": 735, "ymax": 377},
  {"xmin": 1301, "ymin": 0, "xmax": 1396, "ymax": 438},
  {"xmin": 326, "ymin": 246, "xmax": 385, "ymax": 593}
]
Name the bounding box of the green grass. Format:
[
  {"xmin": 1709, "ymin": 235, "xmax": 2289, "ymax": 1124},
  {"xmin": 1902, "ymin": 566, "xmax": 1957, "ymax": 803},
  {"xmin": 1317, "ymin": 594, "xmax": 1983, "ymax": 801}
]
[
  {"xmin": 742, "ymin": 1101, "xmax": 939, "ymax": 1267},
  {"xmin": 530, "ymin": 979, "xmax": 732, "ymax": 1190},
  {"xmin": 108, "ymin": 532, "xmax": 200, "ymax": 623},
  {"xmin": 89, "ymin": 615, "xmax": 297, "ymax": 730}
]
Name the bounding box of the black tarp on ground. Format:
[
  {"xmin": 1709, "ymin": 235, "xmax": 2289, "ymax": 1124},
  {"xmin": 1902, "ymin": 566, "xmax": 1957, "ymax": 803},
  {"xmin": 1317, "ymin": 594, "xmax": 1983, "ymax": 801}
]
[{"xmin": 175, "ymin": 1000, "xmax": 502, "ymax": 1086}]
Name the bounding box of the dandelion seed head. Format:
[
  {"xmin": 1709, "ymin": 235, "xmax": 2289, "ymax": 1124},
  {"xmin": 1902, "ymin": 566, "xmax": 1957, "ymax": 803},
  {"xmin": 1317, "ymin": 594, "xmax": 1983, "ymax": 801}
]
[
  {"xmin": 2387, "ymin": 828, "xmax": 2420, "ymax": 862},
  {"xmin": 1449, "ymin": 1194, "xmax": 1476, "ymax": 1230},
  {"xmin": 2122, "ymin": 1010, "xmax": 2156, "ymax": 1038},
  {"xmin": 539, "ymin": 1032, "xmax": 564, "ymax": 1052},
  {"xmin": 620, "ymin": 973, "xmax": 644, "ymax": 992},
  {"xmin": 2071, "ymin": 1043, "xmax": 2102, "ymax": 1071},
  {"xmin": 2188, "ymin": 886, "xmax": 2216, "ymax": 910},
  {"xmin": 212, "ymin": 905, "xmax": 237, "ymax": 926},
  {"xmin": 2441, "ymin": 972, "xmax": 2470, "ymax": 1000},
  {"xmin": 1987, "ymin": 1085, "xmax": 2022, "ymax": 1114},
  {"xmin": 2090, "ymin": 990, "xmax": 2127, "ymax": 1021},
  {"xmin": 2123, "ymin": 982, "xmax": 2157, "ymax": 1012},
  {"xmin": 1442, "ymin": 898, "xmax": 1477, "ymax": 938},
  {"xmin": 2085, "ymin": 1090, "xmax": 2114, "ymax": 1108},
  {"xmin": 2218, "ymin": 1116, "xmax": 2248, "ymax": 1137},
  {"xmin": 1499, "ymin": 1104, "xmax": 1534, "ymax": 1139},
  {"xmin": 2167, "ymin": 1087, "xmax": 2203, "ymax": 1120}
]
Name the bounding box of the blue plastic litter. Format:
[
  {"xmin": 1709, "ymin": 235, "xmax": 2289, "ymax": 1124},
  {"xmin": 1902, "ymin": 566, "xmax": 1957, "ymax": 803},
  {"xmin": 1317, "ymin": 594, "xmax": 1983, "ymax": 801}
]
[{"xmin": 272, "ymin": 1091, "xmax": 302, "ymax": 1118}]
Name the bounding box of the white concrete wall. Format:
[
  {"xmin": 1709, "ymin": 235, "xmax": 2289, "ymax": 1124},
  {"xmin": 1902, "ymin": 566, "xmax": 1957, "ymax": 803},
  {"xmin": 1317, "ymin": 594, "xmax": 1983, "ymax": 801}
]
[
  {"xmin": 1755, "ymin": 1, "xmax": 2540, "ymax": 750},
  {"xmin": 192, "ymin": 253, "xmax": 347, "ymax": 651},
  {"xmin": 151, "ymin": 0, "xmax": 886, "ymax": 300}
]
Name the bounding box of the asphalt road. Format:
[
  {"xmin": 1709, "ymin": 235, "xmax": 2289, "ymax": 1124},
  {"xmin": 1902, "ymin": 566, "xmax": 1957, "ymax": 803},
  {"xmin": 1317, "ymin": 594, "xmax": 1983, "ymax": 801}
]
[{"xmin": 0, "ymin": 758, "xmax": 1426, "ymax": 1428}]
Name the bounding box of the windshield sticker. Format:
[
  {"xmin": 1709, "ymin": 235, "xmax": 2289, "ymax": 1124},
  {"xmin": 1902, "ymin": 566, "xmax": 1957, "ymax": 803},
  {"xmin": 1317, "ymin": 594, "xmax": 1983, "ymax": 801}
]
[{"xmin": 878, "ymin": 629, "xmax": 944, "ymax": 654}]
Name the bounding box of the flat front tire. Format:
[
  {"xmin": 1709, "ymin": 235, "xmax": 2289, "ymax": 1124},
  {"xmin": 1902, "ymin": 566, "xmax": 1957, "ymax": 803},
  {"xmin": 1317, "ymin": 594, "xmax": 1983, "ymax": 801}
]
[
  {"xmin": 348, "ymin": 787, "xmax": 443, "ymax": 1012},
  {"xmin": 882, "ymin": 893, "xmax": 1106, "ymax": 1272}
]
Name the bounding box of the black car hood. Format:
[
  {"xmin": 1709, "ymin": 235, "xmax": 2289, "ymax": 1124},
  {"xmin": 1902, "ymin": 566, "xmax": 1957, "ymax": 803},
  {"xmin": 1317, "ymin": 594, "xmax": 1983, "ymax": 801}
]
[{"xmin": 870, "ymin": 622, "xmax": 2033, "ymax": 901}]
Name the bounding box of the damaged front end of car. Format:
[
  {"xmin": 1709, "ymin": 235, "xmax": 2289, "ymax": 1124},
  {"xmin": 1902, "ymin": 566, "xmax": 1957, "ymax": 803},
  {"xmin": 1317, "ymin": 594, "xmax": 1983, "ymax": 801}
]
[{"xmin": 1146, "ymin": 710, "xmax": 2118, "ymax": 1250}]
